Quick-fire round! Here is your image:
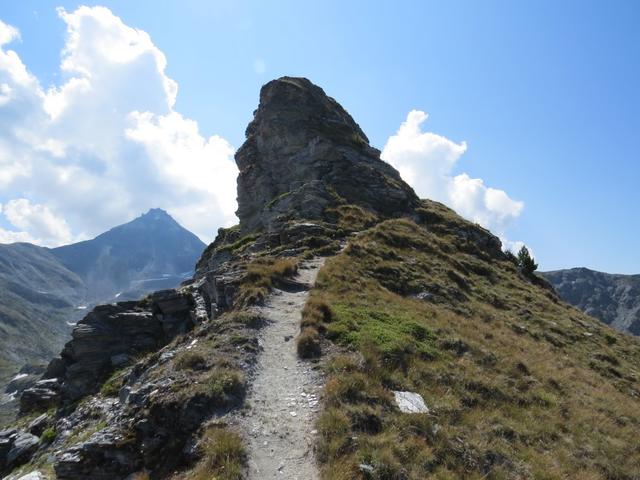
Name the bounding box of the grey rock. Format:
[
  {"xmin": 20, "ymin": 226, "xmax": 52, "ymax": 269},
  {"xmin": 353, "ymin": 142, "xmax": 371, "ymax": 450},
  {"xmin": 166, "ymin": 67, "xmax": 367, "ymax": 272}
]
[
  {"xmin": 27, "ymin": 414, "xmax": 49, "ymax": 436},
  {"xmin": 19, "ymin": 379, "xmax": 61, "ymax": 415},
  {"xmin": 25, "ymin": 289, "xmax": 199, "ymax": 405},
  {"xmin": 6, "ymin": 431, "xmax": 39, "ymax": 469},
  {"xmin": 359, "ymin": 463, "xmax": 375, "ymax": 473},
  {"xmin": 392, "ymin": 391, "xmax": 430, "ymax": 414},
  {"xmin": 235, "ymin": 76, "xmax": 418, "ymax": 234},
  {"xmin": 54, "ymin": 428, "xmax": 141, "ymax": 480},
  {"xmin": 110, "ymin": 353, "xmax": 131, "ymax": 368},
  {"xmin": 16, "ymin": 472, "xmax": 46, "ymax": 480},
  {"xmin": 5, "ymin": 367, "xmax": 44, "ymax": 396}
]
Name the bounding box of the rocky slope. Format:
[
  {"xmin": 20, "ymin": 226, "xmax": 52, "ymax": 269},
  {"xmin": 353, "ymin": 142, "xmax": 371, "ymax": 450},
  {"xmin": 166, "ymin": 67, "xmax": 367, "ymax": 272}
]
[
  {"xmin": 0, "ymin": 244, "xmax": 85, "ymax": 426},
  {"xmin": 2, "ymin": 77, "xmax": 639, "ymax": 480},
  {"xmin": 543, "ymin": 268, "xmax": 640, "ymax": 335}
]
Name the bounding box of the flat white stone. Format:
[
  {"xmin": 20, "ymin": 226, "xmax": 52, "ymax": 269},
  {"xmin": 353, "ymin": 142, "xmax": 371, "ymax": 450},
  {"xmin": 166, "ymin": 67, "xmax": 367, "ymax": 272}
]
[
  {"xmin": 393, "ymin": 391, "xmax": 429, "ymax": 414},
  {"xmin": 17, "ymin": 472, "xmax": 45, "ymax": 480}
]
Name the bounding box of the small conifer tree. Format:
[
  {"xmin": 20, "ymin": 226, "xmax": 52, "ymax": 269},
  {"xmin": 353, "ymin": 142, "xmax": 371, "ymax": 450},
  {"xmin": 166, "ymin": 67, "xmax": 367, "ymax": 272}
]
[{"xmin": 517, "ymin": 246, "xmax": 538, "ymax": 275}]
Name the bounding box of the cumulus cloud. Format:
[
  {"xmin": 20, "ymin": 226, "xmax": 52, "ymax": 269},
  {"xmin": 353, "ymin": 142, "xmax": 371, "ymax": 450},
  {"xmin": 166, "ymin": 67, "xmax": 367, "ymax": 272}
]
[
  {"xmin": 1, "ymin": 199, "xmax": 73, "ymax": 246},
  {"xmin": 382, "ymin": 110, "xmax": 524, "ymax": 247},
  {"xmin": 0, "ymin": 7, "xmax": 238, "ymax": 246}
]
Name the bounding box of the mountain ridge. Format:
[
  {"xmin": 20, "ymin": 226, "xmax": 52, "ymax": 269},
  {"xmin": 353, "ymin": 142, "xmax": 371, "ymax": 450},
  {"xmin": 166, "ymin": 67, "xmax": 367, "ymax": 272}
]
[
  {"xmin": 542, "ymin": 266, "xmax": 640, "ymax": 335},
  {"xmin": 2, "ymin": 77, "xmax": 639, "ymax": 479}
]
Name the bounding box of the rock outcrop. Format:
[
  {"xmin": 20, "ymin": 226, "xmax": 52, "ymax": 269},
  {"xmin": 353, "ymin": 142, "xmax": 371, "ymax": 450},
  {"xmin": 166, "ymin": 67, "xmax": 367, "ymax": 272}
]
[
  {"xmin": 235, "ymin": 77, "xmax": 419, "ymax": 233},
  {"xmin": 20, "ymin": 289, "xmax": 206, "ymax": 412}
]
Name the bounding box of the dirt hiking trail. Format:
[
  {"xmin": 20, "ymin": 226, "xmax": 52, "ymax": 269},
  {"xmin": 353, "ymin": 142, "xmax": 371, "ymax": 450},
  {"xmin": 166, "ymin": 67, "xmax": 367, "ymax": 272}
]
[{"xmin": 238, "ymin": 257, "xmax": 325, "ymax": 480}]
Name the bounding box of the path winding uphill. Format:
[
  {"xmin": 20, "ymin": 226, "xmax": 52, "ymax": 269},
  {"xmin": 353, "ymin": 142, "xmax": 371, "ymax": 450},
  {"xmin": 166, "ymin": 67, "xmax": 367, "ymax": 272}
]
[{"xmin": 238, "ymin": 258, "xmax": 325, "ymax": 480}]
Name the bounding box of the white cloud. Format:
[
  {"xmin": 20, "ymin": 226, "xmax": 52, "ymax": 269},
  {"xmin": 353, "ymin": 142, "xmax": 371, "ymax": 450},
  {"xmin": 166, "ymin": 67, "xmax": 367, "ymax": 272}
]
[
  {"xmin": 0, "ymin": 7, "xmax": 238, "ymax": 246},
  {"xmin": 0, "ymin": 19, "xmax": 20, "ymax": 47},
  {"xmin": 382, "ymin": 110, "xmax": 524, "ymax": 246},
  {"xmin": 1, "ymin": 199, "xmax": 73, "ymax": 246}
]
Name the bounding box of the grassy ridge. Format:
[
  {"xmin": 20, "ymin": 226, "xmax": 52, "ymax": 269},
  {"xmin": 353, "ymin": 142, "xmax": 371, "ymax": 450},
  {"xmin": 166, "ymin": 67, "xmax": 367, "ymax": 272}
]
[{"xmin": 307, "ymin": 201, "xmax": 640, "ymax": 479}]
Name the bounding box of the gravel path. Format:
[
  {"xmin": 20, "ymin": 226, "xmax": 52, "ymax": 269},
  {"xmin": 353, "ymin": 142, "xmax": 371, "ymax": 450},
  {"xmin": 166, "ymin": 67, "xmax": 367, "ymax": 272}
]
[{"xmin": 240, "ymin": 258, "xmax": 325, "ymax": 480}]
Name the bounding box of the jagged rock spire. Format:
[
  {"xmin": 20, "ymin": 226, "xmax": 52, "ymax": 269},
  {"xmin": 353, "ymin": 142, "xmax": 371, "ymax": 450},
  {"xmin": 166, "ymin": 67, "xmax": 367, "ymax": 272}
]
[{"xmin": 235, "ymin": 76, "xmax": 418, "ymax": 232}]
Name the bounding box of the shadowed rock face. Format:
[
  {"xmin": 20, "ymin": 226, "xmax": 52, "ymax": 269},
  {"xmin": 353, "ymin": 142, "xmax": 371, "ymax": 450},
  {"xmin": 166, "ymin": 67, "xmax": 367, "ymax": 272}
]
[
  {"xmin": 235, "ymin": 76, "xmax": 419, "ymax": 233},
  {"xmin": 542, "ymin": 267, "xmax": 640, "ymax": 335}
]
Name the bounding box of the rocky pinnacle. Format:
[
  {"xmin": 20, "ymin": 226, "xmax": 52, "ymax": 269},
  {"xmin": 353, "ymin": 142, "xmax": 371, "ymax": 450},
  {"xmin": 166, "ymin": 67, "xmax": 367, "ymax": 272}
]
[{"xmin": 234, "ymin": 76, "xmax": 419, "ymax": 233}]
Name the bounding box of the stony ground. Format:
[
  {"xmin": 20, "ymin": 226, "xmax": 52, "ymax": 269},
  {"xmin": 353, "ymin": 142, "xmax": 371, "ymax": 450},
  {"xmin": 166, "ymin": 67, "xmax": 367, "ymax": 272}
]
[{"xmin": 234, "ymin": 258, "xmax": 325, "ymax": 480}]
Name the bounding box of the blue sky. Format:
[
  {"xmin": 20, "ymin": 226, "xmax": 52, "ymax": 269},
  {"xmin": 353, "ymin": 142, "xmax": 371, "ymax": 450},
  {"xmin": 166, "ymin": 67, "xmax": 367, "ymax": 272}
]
[{"xmin": 0, "ymin": 0, "xmax": 638, "ymax": 273}]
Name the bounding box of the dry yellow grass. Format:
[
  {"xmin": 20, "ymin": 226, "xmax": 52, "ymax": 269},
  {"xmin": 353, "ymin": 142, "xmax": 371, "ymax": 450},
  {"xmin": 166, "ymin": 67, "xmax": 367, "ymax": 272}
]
[
  {"xmin": 184, "ymin": 426, "xmax": 246, "ymax": 480},
  {"xmin": 235, "ymin": 256, "xmax": 298, "ymax": 306}
]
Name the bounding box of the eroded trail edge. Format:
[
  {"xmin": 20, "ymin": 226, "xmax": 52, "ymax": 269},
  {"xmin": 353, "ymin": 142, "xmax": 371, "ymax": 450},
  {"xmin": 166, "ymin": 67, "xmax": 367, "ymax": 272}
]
[{"xmin": 238, "ymin": 257, "xmax": 325, "ymax": 480}]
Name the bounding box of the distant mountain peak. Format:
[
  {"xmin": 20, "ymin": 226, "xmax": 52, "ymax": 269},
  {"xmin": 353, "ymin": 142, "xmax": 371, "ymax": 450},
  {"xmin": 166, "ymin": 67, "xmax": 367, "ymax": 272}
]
[
  {"xmin": 50, "ymin": 209, "xmax": 205, "ymax": 301},
  {"xmin": 141, "ymin": 208, "xmax": 171, "ymax": 219}
]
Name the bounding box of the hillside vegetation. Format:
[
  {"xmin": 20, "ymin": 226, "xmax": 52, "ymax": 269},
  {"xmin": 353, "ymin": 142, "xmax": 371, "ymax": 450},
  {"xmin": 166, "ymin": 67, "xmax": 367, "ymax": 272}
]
[{"xmin": 305, "ymin": 200, "xmax": 640, "ymax": 479}]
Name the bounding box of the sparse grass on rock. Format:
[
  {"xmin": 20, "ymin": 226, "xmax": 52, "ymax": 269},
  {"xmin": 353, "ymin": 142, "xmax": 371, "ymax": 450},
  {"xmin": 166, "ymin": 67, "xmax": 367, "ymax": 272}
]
[{"xmin": 174, "ymin": 351, "xmax": 207, "ymax": 371}]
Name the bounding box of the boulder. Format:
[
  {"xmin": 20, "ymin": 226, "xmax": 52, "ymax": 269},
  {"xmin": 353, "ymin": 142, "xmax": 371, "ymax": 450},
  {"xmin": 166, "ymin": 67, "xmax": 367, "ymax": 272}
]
[
  {"xmin": 6, "ymin": 432, "xmax": 39, "ymax": 466},
  {"xmin": 27, "ymin": 414, "xmax": 50, "ymax": 437},
  {"xmin": 54, "ymin": 428, "xmax": 141, "ymax": 480},
  {"xmin": 19, "ymin": 379, "xmax": 60, "ymax": 415},
  {"xmin": 5, "ymin": 367, "xmax": 43, "ymax": 395},
  {"xmin": 27, "ymin": 292, "xmax": 199, "ymax": 404},
  {"xmin": 16, "ymin": 472, "xmax": 46, "ymax": 480}
]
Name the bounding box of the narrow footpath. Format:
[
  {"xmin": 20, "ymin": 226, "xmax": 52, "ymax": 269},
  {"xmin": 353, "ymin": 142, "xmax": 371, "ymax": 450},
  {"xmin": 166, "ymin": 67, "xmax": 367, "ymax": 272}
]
[{"xmin": 239, "ymin": 257, "xmax": 325, "ymax": 480}]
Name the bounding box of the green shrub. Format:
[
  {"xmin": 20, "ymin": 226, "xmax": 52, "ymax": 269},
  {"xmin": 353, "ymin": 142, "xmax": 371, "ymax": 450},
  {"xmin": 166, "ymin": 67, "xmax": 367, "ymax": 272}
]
[
  {"xmin": 40, "ymin": 427, "xmax": 56, "ymax": 443},
  {"xmin": 101, "ymin": 369, "xmax": 127, "ymax": 397},
  {"xmin": 175, "ymin": 351, "xmax": 207, "ymax": 371},
  {"xmin": 197, "ymin": 368, "xmax": 245, "ymax": 407}
]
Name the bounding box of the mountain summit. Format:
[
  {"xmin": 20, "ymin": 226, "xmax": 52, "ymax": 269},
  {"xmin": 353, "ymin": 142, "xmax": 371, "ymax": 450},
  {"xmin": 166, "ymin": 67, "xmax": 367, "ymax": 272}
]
[{"xmin": 235, "ymin": 77, "xmax": 418, "ymax": 233}]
